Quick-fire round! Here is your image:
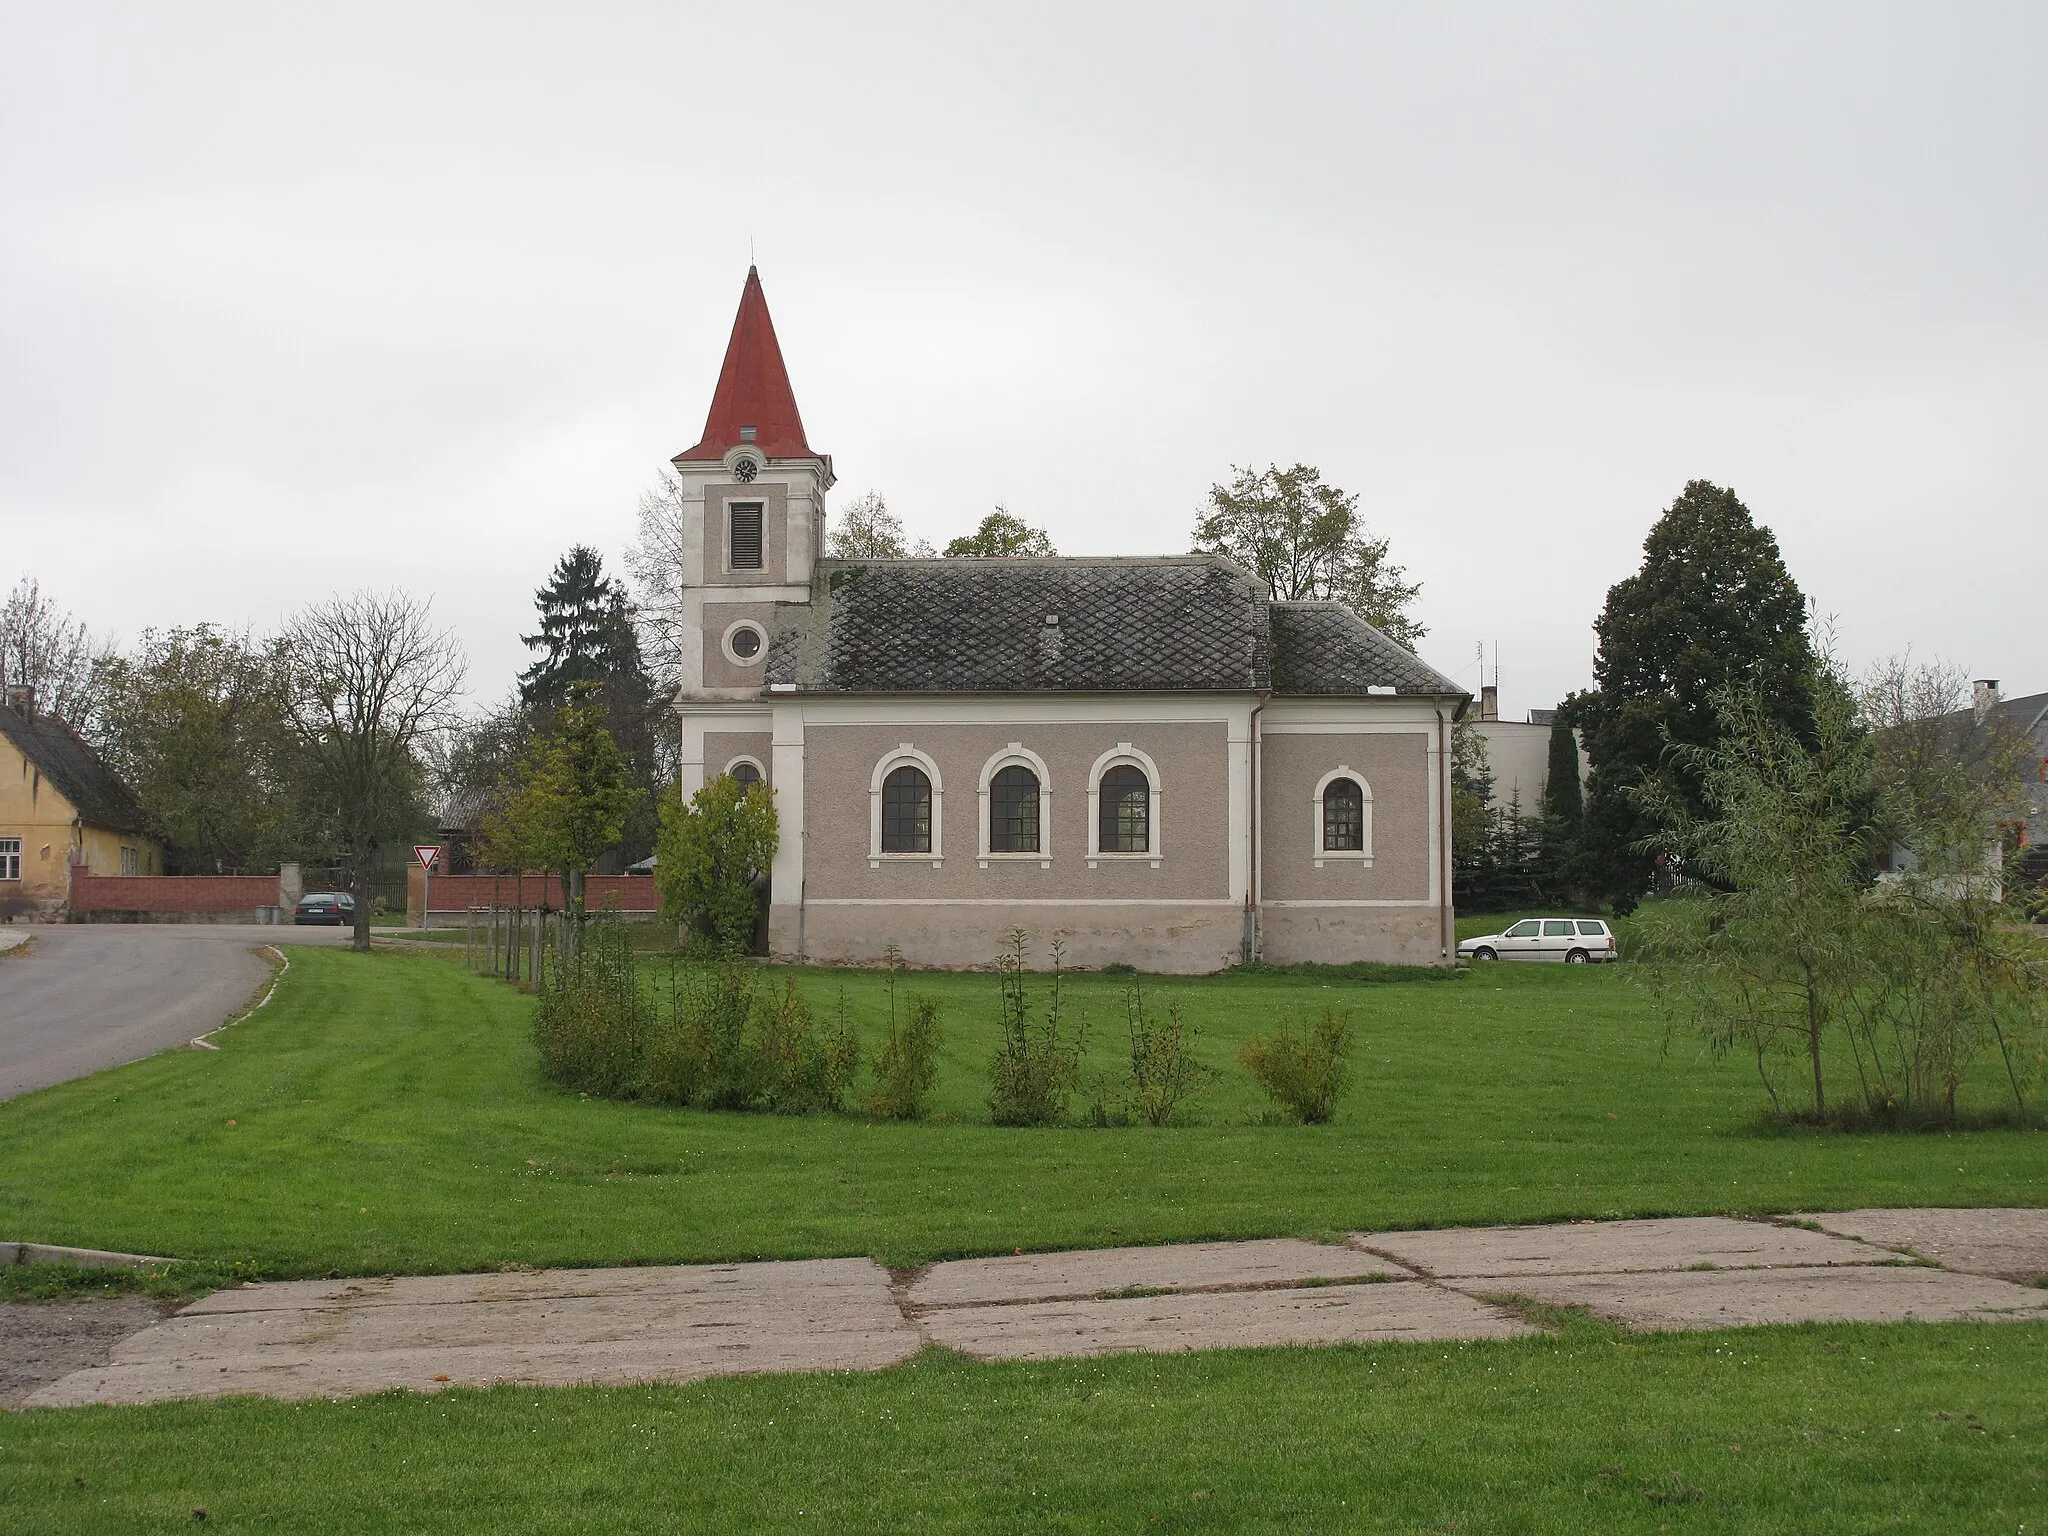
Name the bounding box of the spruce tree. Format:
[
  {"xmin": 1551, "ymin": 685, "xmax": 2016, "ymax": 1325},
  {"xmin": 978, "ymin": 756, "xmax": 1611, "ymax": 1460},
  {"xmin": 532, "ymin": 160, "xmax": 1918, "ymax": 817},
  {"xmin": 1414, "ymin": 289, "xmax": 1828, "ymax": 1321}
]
[
  {"xmin": 1562, "ymin": 480, "xmax": 1812, "ymax": 911},
  {"xmin": 518, "ymin": 546, "xmax": 663, "ymax": 863},
  {"xmin": 519, "ymin": 546, "xmax": 616, "ymax": 707}
]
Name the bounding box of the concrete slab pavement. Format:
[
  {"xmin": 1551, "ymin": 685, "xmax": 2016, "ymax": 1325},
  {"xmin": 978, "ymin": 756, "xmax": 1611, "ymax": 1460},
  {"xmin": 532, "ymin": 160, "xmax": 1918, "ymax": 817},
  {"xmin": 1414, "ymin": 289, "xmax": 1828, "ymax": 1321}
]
[
  {"xmin": 1351, "ymin": 1216, "xmax": 1888, "ymax": 1278},
  {"xmin": 1800, "ymin": 1207, "xmax": 2048, "ymax": 1285},
  {"xmin": 903, "ymin": 1237, "xmax": 1410, "ymax": 1309},
  {"xmin": 19, "ymin": 1211, "xmax": 2047, "ymax": 1409},
  {"xmin": 30, "ymin": 1259, "xmax": 920, "ymax": 1408},
  {"xmin": 919, "ymin": 1280, "xmax": 1534, "ymax": 1361},
  {"xmin": 1492, "ymin": 1265, "xmax": 2048, "ymax": 1331}
]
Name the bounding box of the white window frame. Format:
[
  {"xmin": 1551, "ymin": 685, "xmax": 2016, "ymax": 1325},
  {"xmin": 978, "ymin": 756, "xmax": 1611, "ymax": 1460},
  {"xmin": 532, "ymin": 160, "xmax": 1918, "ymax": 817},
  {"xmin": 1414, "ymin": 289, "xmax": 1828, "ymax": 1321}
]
[
  {"xmin": 870, "ymin": 744, "xmax": 944, "ymax": 868},
  {"xmin": 1086, "ymin": 743, "xmax": 1163, "ymax": 869},
  {"xmin": 977, "ymin": 743, "xmax": 1052, "ymax": 869},
  {"xmin": 720, "ymin": 618, "xmax": 768, "ymax": 667},
  {"xmin": 0, "ymin": 837, "xmax": 19, "ymax": 881},
  {"xmin": 722, "ymin": 754, "xmax": 767, "ymax": 788},
  {"xmin": 1312, "ymin": 766, "xmax": 1374, "ymax": 868}
]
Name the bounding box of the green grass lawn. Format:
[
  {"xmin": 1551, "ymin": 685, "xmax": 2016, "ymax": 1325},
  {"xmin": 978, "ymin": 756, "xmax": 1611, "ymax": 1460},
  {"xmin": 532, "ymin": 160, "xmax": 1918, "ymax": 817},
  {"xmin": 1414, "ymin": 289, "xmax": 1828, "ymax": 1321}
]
[
  {"xmin": 5, "ymin": 1322, "xmax": 2043, "ymax": 1533},
  {"xmin": 0, "ymin": 946, "xmax": 2039, "ymax": 1275}
]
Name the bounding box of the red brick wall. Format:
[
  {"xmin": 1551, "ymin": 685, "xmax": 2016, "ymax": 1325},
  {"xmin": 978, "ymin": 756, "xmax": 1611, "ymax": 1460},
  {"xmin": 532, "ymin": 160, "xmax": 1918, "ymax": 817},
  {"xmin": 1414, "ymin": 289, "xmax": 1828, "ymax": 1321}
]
[
  {"xmin": 69, "ymin": 870, "xmax": 282, "ymax": 913},
  {"xmin": 407, "ymin": 870, "xmax": 659, "ymax": 915}
]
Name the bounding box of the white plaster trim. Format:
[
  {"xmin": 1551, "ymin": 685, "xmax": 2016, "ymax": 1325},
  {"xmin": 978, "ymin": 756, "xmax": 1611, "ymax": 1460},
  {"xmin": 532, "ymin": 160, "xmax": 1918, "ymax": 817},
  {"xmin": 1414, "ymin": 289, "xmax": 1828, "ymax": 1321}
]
[
  {"xmin": 1311, "ymin": 765, "xmax": 1374, "ymax": 869},
  {"xmin": 722, "ymin": 754, "xmax": 767, "ymax": 784},
  {"xmin": 870, "ymin": 743, "xmax": 943, "ymax": 867},
  {"xmin": 795, "ymin": 698, "xmax": 1243, "ymax": 725},
  {"xmin": 804, "ymin": 898, "xmax": 1240, "ymax": 907},
  {"xmin": 1263, "ymin": 899, "xmax": 1434, "ymax": 908},
  {"xmin": 1086, "ymin": 743, "xmax": 1163, "ymax": 868},
  {"xmin": 719, "ymin": 618, "xmax": 769, "ymax": 667},
  {"xmin": 976, "ymin": 742, "xmax": 1052, "ymax": 868}
]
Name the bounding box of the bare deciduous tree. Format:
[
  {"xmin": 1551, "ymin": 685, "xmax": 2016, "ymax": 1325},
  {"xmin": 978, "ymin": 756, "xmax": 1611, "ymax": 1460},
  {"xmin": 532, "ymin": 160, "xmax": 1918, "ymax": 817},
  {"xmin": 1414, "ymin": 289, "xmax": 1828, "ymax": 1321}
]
[
  {"xmin": 279, "ymin": 591, "xmax": 467, "ymax": 951},
  {"xmin": 1, "ymin": 577, "xmax": 115, "ymax": 733},
  {"xmin": 627, "ymin": 472, "xmax": 690, "ymax": 699}
]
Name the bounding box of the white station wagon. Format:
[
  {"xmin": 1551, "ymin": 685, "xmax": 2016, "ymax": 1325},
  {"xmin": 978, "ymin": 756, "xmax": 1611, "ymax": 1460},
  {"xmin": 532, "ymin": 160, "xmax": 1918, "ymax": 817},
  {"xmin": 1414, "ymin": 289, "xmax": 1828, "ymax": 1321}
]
[{"xmin": 1459, "ymin": 917, "xmax": 1617, "ymax": 964}]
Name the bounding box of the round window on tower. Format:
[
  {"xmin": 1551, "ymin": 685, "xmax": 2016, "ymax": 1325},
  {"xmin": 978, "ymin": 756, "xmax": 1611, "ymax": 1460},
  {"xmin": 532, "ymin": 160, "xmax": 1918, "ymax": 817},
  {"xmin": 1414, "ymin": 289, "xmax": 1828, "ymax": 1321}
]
[{"xmin": 725, "ymin": 623, "xmax": 764, "ymax": 663}]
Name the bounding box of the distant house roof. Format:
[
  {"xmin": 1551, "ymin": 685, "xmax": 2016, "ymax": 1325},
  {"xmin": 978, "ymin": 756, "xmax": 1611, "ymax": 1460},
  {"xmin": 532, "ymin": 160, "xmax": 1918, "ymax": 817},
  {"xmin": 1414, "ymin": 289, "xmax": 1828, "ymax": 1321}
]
[
  {"xmin": 672, "ymin": 266, "xmax": 818, "ymax": 465},
  {"xmin": 0, "ymin": 704, "xmax": 152, "ymax": 836},
  {"xmin": 762, "ymin": 556, "xmax": 1465, "ymax": 700}
]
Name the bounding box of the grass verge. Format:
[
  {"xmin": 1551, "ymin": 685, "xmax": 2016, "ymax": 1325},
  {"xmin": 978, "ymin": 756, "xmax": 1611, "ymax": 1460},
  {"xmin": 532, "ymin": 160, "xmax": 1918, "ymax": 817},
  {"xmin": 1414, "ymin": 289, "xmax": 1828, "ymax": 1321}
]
[
  {"xmin": 4, "ymin": 1322, "xmax": 2043, "ymax": 1532},
  {"xmin": 0, "ymin": 946, "xmax": 2040, "ymax": 1275}
]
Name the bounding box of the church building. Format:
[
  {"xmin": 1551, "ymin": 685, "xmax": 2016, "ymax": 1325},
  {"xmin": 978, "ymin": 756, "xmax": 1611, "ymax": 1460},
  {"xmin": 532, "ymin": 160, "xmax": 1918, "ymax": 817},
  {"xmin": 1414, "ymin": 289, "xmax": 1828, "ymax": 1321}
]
[{"xmin": 667, "ymin": 269, "xmax": 1467, "ymax": 972}]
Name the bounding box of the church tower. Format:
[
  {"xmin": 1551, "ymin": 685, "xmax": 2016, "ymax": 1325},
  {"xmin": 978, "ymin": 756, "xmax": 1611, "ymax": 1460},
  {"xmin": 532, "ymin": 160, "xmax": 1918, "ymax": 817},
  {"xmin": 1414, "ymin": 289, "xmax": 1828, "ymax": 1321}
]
[{"xmin": 669, "ymin": 266, "xmax": 833, "ymax": 706}]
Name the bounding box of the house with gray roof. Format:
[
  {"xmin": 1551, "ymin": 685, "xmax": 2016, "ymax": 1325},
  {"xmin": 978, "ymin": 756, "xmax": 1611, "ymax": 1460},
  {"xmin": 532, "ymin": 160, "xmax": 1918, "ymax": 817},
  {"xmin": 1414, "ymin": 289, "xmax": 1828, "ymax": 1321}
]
[
  {"xmin": 662, "ymin": 270, "xmax": 1468, "ymax": 971},
  {"xmin": 0, "ymin": 685, "xmax": 162, "ymax": 919}
]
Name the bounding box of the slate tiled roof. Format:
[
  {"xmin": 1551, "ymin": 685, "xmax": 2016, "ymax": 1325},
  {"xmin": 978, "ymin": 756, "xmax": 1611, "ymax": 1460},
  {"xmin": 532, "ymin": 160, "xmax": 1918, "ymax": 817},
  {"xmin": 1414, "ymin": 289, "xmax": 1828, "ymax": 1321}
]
[
  {"xmin": 1268, "ymin": 602, "xmax": 1465, "ymax": 697},
  {"xmin": 0, "ymin": 705, "xmax": 153, "ymax": 835},
  {"xmin": 762, "ymin": 557, "xmax": 1465, "ymax": 700}
]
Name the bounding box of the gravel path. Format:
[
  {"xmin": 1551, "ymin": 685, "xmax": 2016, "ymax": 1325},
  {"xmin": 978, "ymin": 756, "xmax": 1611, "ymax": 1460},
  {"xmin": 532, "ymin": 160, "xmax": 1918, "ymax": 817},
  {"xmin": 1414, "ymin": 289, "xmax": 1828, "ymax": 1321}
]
[{"xmin": 14, "ymin": 1209, "xmax": 2045, "ymax": 1409}]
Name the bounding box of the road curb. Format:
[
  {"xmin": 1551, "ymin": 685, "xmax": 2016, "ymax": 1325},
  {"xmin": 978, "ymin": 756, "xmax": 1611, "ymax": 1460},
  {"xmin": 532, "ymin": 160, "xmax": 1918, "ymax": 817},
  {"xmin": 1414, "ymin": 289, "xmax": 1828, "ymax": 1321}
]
[{"xmin": 2, "ymin": 1241, "xmax": 173, "ymax": 1269}]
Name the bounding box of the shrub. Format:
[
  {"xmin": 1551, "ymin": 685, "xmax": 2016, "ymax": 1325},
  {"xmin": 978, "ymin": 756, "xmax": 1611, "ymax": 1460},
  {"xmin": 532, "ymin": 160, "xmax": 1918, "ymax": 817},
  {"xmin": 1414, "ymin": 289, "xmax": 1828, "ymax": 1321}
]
[
  {"xmin": 643, "ymin": 958, "xmax": 760, "ymax": 1108},
  {"xmin": 1120, "ymin": 981, "xmax": 1214, "ymax": 1126},
  {"xmin": 987, "ymin": 931, "xmax": 1086, "ymax": 1126},
  {"xmin": 654, "ymin": 775, "xmax": 777, "ymax": 956},
  {"xmin": 1238, "ymin": 1005, "xmax": 1355, "ymax": 1123},
  {"xmin": 534, "ymin": 916, "xmax": 652, "ymax": 1097},
  {"xmin": 752, "ymin": 977, "xmax": 860, "ymax": 1114},
  {"xmin": 866, "ymin": 952, "xmax": 942, "ymax": 1120},
  {"xmin": 643, "ymin": 961, "xmax": 858, "ymax": 1113}
]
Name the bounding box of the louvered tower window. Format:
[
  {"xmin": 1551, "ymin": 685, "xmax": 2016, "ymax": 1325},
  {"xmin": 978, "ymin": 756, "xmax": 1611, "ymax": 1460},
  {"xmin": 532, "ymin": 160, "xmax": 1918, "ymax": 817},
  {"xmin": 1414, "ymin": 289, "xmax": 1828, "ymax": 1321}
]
[{"xmin": 729, "ymin": 504, "xmax": 764, "ymax": 569}]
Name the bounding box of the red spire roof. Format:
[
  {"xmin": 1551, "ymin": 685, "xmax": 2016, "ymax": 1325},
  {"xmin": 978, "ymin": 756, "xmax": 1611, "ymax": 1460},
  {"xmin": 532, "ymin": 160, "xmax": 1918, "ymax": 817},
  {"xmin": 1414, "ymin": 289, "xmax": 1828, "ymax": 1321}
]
[{"xmin": 673, "ymin": 266, "xmax": 817, "ymax": 463}]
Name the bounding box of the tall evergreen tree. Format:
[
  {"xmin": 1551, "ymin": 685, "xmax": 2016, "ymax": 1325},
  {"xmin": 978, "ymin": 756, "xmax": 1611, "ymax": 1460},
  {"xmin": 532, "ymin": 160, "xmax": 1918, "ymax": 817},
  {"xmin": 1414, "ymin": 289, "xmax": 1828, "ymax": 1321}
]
[
  {"xmin": 518, "ymin": 546, "xmax": 663, "ymax": 862},
  {"xmin": 520, "ymin": 546, "xmax": 619, "ymax": 707},
  {"xmin": 1541, "ymin": 723, "xmax": 1583, "ymax": 825},
  {"xmin": 1562, "ymin": 480, "xmax": 1813, "ymax": 911}
]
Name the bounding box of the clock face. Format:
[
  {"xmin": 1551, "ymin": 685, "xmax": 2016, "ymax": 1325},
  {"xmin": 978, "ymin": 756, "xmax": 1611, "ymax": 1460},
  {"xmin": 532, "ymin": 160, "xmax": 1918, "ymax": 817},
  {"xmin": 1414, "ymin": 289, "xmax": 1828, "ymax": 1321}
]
[{"xmin": 734, "ymin": 457, "xmax": 758, "ymax": 483}]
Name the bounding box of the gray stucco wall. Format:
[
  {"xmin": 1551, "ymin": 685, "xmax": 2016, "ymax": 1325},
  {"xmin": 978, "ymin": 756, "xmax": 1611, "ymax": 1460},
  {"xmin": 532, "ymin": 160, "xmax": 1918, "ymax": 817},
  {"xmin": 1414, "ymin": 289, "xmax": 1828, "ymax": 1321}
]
[
  {"xmin": 1257, "ymin": 908, "xmax": 1443, "ymax": 966},
  {"xmin": 800, "ymin": 720, "xmax": 1232, "ymax": 902},
  {"xmin": 779, "ymin": 900, "xmax": 1244, "ymax": 975},
  {"xmin": 699, "ymin": 481, "xmax": 790, "ymax": 587},
  {"xmin": 703, "ymin": 731, "xmax": 773, "ymax": 785},
  {"xmin": 700, "ymin": 602, "xmax": 781, "ymax": 691},
  {"xmin": 1259, "ymin": 731, "xmax": 1432, "ymax": 903}
]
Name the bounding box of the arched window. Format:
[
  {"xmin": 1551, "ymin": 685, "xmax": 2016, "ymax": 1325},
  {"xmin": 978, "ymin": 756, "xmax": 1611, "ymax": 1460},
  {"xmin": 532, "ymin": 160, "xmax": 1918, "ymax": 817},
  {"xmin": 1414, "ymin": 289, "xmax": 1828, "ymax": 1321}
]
[
  {"xmin": 1311, "ymin": 767, "xmax": 1373, "ymax": 866},
  {"xmin": 881, "ymin": 765, "xmax": 933, "ymax": 853},
  {"xmin": 989, "ymin": 765, "xmax": 1040, "ymax": 853},
  {"xmin": 1098, "ymin": 765, "xmax": 1150, "ymax": 853},
  {"xmin": 1322, "ymin": 778, "xmax": 1364, "ymax": 850},
  {"xmin": 728, "ymin": 760, "xmax": 763, "ymax": 793}
]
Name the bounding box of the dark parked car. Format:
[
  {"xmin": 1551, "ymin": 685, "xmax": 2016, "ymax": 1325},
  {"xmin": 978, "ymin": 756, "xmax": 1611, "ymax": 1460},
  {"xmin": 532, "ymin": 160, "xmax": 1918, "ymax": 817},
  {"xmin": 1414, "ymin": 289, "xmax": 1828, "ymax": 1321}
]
[{"xmin": 293, "ymin": 892, "xmax": 356, "ymax": 926}]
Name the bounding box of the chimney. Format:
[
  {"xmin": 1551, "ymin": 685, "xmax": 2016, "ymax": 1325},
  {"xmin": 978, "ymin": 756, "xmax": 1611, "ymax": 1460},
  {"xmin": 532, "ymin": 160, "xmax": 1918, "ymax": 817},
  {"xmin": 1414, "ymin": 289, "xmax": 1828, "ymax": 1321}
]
[
  {"xmin": 1479, "ymin": 684, "xmax": 1498, "ymax": 721},
  {"xmin": 1973, "ymin": 679, "xmax": 2001, "ymax": 721},
  {"xmin": 2, "ymin": 684, "xmax": 33, "ymax": 720}
]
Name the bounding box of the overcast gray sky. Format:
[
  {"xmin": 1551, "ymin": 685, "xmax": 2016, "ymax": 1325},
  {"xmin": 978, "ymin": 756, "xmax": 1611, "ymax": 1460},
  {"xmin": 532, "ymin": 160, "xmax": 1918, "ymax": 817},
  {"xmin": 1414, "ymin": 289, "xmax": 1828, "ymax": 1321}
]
[{"xmin": 4, "ymin": 1, "xmax": 2042, "ymax": 716}]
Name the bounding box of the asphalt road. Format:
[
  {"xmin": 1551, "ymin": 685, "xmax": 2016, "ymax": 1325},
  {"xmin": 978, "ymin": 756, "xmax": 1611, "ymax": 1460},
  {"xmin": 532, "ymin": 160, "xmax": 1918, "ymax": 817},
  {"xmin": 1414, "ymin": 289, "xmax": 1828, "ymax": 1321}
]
[{"xmin": 0, "ymin": 924, "xmax": 356, "ymax": 1100}]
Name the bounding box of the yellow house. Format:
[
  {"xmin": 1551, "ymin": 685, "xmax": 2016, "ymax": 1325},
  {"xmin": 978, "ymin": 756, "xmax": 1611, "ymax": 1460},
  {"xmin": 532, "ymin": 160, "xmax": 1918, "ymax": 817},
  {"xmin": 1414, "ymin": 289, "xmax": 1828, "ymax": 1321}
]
[{"xmin": 0, "ymin": 686, "xmax": 162, "ymax": 919}]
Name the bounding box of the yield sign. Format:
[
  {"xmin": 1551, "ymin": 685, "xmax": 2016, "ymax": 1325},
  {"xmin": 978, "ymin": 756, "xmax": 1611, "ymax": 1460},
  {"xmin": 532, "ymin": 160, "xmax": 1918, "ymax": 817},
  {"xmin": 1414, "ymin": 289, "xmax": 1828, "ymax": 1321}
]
[{"xmin": 413, "ymin": 844, "xmax": 441, "ymax": 871}]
